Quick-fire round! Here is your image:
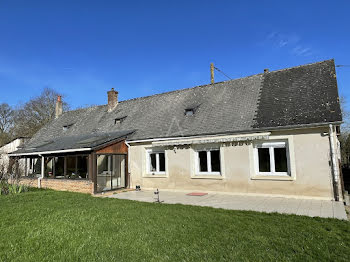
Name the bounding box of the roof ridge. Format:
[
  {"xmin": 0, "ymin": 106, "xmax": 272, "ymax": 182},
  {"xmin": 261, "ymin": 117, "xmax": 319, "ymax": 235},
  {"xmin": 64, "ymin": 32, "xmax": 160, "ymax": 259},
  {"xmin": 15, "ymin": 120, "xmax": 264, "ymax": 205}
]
[
  {"xmin": 117, "ymin": 73, "xmax": 263, "ymax": 104},
  {"xmin": 62, "ymin": 104, "xmax": 105, "ymax": 115},
  {"xmin": 117, "ymin": 59, "xmax": 333, "ymax": 104},
  {"xmin": 264, "ymin": 59, "xmax": 334, "ymax": 75},
  {"xmin": 62, "ymin": 59, "xmax": 334, "ymax": 114}
]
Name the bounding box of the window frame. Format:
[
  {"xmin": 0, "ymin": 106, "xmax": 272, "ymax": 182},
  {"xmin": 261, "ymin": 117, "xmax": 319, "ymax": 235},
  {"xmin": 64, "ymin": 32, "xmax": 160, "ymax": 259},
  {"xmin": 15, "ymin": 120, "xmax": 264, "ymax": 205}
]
[
  {"xmin": 254, "ymin": 141, "xmax": 290, "ymax": 176},
  {"xmin": 195, "ymin": 148, "xmax": 221, "ymax": 176},
  {"xmin": 146, "ymin": 149, "xmax": 167, "ymax": 175}
]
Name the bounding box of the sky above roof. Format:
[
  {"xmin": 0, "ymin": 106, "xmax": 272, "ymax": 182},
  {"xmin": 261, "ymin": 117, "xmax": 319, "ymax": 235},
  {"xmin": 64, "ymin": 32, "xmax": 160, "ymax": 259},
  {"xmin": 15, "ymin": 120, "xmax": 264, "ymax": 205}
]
[{"xmin": 1, "ymin": 0, "xmax": 350, "ymax": 111}]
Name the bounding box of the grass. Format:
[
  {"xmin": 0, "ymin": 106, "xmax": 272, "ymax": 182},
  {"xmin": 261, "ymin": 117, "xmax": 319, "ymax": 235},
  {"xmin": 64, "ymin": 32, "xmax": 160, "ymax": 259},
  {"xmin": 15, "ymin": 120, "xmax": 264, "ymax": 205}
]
[{"xmin": 0, "ymin": 190, "xmax": 349, "ymax": 261}]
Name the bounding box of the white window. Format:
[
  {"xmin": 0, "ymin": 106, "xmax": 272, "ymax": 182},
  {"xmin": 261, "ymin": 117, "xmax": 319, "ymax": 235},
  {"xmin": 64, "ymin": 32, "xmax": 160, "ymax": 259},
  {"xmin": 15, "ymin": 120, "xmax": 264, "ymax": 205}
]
[
  {"xmin": 254, "ymin": 141, "xmax": 290, "ymax": 176},
  {"xmin": 147, "ymin": 150, "xmax": 166, "ymax": 175},
  {"xmin": 196, "ymin": 149, "xmax": 221, "ymax": 175}
]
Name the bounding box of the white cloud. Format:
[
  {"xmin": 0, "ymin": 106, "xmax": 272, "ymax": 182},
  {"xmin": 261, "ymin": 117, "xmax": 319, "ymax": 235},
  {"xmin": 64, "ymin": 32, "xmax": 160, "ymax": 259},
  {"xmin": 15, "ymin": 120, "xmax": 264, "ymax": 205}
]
[{"xmin": 264, "ymin": 31, "xmax": 312, "ymax": 56}]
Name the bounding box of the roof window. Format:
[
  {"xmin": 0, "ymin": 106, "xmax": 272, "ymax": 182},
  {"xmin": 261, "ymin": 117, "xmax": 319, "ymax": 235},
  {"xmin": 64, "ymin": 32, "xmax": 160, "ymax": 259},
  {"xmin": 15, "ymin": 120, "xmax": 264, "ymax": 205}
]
[
  {"xmin": 114, "ymin": 116, "xmax": 127, "ymax": 125},
  {"xmin": 185, "ymin": 109, "xmax": 195, "ymax": 116},
  {"xmin": 63, "ymin": 124, "xmax": 73, "ymax": 131}
]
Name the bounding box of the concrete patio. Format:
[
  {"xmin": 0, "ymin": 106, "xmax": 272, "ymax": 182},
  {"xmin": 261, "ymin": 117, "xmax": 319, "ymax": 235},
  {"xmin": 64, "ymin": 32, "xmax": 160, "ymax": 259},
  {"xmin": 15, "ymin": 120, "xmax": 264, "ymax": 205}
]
[{"xmin": 109, "ymin": 190, "xmax": 348, "ymax": 220}]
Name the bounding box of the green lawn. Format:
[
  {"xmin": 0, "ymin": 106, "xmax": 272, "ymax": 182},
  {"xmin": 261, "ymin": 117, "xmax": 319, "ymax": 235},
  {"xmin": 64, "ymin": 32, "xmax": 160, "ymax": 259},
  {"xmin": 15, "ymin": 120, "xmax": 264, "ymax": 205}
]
[{"xmin": 0, "ymin": 190, "xmax": 349, "ymax": 261}]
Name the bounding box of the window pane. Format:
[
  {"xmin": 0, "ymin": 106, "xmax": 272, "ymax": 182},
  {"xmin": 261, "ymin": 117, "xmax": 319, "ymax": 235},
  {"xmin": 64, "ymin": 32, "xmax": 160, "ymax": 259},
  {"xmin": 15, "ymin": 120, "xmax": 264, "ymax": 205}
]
[
  {"xmin": 258, "ymin": 148, "xmax": 270, "ymax": 172},
  {"xmin": 55, "ymin": 157, "xmax": 64, "ymax": 177},
  {"xmin": 159, "ymin": 153, "xmax": 165, "ymax": 172},
  {"xmin": 66, "ymin": 156, "xmax": 76, "ymax": 178},
  {"xmin": 77, "ymin": 156, "xmax": 88, "ymax": 179},
  {"xmin": 97, "ymin": 155, "xmax": 111, "ymax": 192},
  {"xmin": 198, "ymin": 151, "xmax": 208, "ymax": 172},
  {"xmin": 274, "ymin": 148, "xmax": 288, "ymax": 172},
  {"xmin": 97, "ymin": 155, "xmax": 108, "ymax": 174},
  {"xmin": 210, "ymin": 150, "xmax": 221, "ymax": 172},
  {"xmin": 150, "ymin": 154, "xmax": 156, "ymax": 172}
]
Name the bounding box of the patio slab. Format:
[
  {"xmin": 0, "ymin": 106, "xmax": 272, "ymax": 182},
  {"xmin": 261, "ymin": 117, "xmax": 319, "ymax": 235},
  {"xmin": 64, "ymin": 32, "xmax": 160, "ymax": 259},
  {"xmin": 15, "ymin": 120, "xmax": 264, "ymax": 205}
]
[{"xmin": 108, "ymin": 190, "xmax": 348, "ymax": 220}]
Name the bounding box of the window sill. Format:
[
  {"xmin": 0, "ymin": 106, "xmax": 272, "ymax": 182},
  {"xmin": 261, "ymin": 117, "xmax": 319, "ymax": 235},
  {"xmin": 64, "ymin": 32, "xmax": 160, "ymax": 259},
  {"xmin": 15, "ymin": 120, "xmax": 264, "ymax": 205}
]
[
  {"xmin": 251, "ymin": 175, "xmax": 294, "ymax": 181},
  {"xmin": 191, "ymin": 175, "xmax": 223, "ymax": 180},
  {"xmin": 143, "ymin": 174, "xmax": 167, "ymax": 178}
]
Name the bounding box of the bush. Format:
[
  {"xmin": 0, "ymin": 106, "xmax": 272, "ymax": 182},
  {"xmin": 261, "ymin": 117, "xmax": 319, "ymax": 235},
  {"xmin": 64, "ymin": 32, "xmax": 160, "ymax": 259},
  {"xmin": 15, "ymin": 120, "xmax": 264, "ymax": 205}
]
[
  {"xmin": 0, "ymin": 158, "xmax": 28, "ymax": 195},
  {"xmin": 8, "ymin": 183, "xmax": 28, "ymax": 195},
  {"xmin": 0, "ymin": 180, "xmax": 28, "ymax": 195},
  {"xmin": 0, "ymin": 180, "xmax": 9, "ymax": 195}
]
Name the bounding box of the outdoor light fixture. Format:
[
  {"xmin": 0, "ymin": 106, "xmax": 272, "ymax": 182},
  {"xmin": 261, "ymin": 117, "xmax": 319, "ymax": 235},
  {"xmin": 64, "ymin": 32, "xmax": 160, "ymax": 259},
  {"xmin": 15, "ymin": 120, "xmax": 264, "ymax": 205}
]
[{"xmin": 154, "ymin": 188, "xmax": 161, "ymax": 203}]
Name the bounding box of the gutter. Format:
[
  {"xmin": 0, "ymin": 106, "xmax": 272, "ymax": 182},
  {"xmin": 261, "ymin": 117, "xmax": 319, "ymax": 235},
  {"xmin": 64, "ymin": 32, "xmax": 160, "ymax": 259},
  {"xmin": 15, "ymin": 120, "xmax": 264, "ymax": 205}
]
[
  {"xmin": 126, "ymin": 132, "xmax": 271, "ymax": 145},
  {"xmin": 152, "ymin": 132, "xmax": 271, "ymax": 146},
  {"xmin": 329, "ymin": 124, "xmax": 340, "ymax": 201},
  {"xmin": 125, "ymin": 121, "xmax": 342, "ymax": 144},
  {"xmin": 9, "ymin": 147, "xmax": 92, "ymax": 157}
]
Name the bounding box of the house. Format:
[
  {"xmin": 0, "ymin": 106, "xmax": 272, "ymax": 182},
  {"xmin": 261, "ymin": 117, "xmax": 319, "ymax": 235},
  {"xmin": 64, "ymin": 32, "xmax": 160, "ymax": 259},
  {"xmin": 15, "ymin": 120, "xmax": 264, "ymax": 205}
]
[
  {"xmin": 0, "ymin": 137, "xmax": 31, "ymax": 176},
  {"xmin": 10, "ymin": 59, "xmax": 344, "ymax": 201}
]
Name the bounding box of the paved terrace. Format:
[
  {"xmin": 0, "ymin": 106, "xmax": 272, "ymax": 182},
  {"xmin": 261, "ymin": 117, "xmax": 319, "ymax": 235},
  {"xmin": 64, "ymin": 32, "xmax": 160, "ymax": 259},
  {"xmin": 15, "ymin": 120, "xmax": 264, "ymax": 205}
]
[{"xmin": 108, "ymin": 190, "xmax": 348, "ymax": 220}]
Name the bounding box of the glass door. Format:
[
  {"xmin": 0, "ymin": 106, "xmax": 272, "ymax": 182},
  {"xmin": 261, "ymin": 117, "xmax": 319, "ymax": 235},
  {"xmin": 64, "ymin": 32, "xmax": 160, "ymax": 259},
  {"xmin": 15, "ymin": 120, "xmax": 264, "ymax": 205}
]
[
  {"xmin": 96, "ymin": 154, "xmax": 126, "ymax": 192},
  {"xmin": 111, "ymin": 155, "xmax": 126, "ymax": 190}
]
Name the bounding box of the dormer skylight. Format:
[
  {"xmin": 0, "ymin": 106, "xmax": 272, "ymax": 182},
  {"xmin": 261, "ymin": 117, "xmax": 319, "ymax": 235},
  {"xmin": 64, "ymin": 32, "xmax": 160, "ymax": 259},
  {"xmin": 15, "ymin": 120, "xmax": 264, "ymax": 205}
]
[
  {"xmin": 63, "ymin": 123, "xmax": 74, "ymax": 131},
  {"xmin": 185, "ymin": 109, "xmax": 194, "ymax": 116},
  {"xmin": 114, "ymin": 116, "xmax": 127, "ymax": 125}
]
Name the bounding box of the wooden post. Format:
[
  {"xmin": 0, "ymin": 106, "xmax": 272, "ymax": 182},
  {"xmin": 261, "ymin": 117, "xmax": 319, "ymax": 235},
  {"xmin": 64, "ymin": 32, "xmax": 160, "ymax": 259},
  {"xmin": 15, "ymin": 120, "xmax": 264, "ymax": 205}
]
[
  {"xmin": 64, "ymin": 156, "xmax": 67, "ymax": 178},
  {"xmin": 75, "ymin": 156, "xmax": 78, "ymax": 176},
  {"xmin": 88, "ymin": 154, "xmax": 93, "ymax": 181},
  {"xmin": 92, "ymin": 153, "xmax": 97, "ymax": 193},
  {"xmin": 52, "ymin": 157, "xmax": 56, "ymax": 178},
  {"xmin": 24, "ymin": 157, "xmax": 27, "ymax": 176},
  {"xmin": 210, "ymin": 63, "xmax": 214, "ymax": 84}
]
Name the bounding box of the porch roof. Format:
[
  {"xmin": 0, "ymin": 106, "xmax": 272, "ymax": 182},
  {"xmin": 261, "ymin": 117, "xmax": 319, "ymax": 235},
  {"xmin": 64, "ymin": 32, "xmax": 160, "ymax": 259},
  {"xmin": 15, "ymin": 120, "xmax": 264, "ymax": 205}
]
[{"xmin": 10, "ymin": 130, "xmax": 134, "ymax": 156}]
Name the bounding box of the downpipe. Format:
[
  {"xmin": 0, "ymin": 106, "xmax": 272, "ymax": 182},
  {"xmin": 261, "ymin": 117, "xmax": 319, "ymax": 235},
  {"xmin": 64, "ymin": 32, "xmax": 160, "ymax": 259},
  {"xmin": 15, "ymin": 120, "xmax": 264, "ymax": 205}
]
[
  {"xmin": 329, "ymin": 124, "xmax": 339, "ymax": 201},
  {"xmin": 125, "ymin": 141, "xmax": 131, "ymax": 189},
  {"xmin": 38, "ymin": 155, "xmax": 44, "ymax": 188}
]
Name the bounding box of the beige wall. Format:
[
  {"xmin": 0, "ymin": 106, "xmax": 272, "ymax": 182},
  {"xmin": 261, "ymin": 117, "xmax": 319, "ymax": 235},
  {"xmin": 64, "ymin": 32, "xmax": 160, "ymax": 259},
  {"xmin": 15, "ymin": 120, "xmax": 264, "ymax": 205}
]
[{"xmin": 129, "ymin": 127, "xmax": 336, "ymax": 200}]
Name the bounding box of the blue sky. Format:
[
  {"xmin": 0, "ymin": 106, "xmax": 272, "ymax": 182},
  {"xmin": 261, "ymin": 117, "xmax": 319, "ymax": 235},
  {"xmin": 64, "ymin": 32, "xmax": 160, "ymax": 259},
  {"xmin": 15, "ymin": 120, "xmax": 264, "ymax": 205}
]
[{"xmin": 1, "ymin": 0, "xmax": 350, "ymax": 111}]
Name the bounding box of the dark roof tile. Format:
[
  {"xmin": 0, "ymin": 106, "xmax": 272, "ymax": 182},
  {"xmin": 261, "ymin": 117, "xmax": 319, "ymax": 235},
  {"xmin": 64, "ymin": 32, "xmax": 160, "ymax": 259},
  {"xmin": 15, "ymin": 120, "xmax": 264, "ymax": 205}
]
[{"xmin": 14, "ymin": 59, "xmax": 342, "ymax": 154}]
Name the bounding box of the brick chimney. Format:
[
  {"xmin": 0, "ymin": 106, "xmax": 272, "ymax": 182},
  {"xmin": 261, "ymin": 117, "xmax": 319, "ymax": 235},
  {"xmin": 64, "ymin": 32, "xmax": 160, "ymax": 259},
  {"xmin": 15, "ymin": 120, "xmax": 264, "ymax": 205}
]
[
  {"xmin": 107, "ymin": 88, "xmax": 118, "ymax": 112},
  {"xmin": 55, "ymin": 95, "xmax": 63, "ymax": 118}
]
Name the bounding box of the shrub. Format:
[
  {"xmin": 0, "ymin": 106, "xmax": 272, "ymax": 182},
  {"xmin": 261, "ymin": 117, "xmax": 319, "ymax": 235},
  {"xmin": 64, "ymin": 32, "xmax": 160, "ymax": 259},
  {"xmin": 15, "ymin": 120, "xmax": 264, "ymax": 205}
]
[
  {"xmin": 0, "ymin": 158, "xmax": 28, "ymax": 195},
  {"xmin": 0, "ymin": 181, "xmax": 28, "ymax": 195}
]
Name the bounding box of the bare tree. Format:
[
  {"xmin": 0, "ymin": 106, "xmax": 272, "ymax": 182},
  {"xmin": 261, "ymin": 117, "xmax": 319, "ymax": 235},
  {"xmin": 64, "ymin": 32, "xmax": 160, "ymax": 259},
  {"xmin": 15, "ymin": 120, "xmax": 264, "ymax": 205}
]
[
  {"xmin": 12, "ymin": 88, "xmax": 69, "ymax": 138},
  {"xmin": 340, "ymin": 96, "xmax": 350, "ymax": 133},
  {"xmin": 0, "ymin": 103, "xmax": 13, "ymax": 133},
  {"xmin": 0, "ymin": 103, "xmax": 14, "ymax": 146},
  {"xmin": 339, "ymin": 96, "xmax": 350, "ymax": 167}
]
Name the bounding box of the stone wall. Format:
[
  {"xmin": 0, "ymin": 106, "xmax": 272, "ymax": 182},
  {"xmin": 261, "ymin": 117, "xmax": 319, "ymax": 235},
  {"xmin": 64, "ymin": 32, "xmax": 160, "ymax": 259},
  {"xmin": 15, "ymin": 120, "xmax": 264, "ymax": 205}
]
[{"xmin": 19, "ymin": 177, "xmax": 94, "ymax": 194}]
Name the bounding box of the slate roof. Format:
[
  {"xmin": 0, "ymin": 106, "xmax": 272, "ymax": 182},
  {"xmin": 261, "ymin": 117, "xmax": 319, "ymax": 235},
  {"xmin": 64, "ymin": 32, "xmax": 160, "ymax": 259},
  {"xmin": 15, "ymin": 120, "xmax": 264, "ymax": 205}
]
[
  {"xmin": 253, "ymin": 59, "xmax": 342, "ymax": 128},
  {"xmin": 13, "ymin": 59, "xmax": 342, "ymax": 155},
  {"xmin": 15, "ymin": 131, "xmax": 134, "ymax": 154}
]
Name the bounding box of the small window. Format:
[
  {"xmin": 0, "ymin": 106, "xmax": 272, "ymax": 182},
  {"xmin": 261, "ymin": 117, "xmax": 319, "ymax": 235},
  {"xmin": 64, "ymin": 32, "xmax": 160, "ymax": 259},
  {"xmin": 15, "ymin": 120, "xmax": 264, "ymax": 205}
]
[
  {"xmin": 255, "ymin": 141, "xmax": 290, "ymax": 176},
  {"xmin": 63, "ymin": 124, "xmax": 73, "ymax": 131},
  {"xmin": 185, "ymin": 109, "xmax": 194, "ymax": 116},
  {"xmin": 147, "ymin": 151, "xmax": 166, "ymax": 175},
  {"xmin": 114, "ymin": 116, "xmax": 126, "ymax": 125},
  {"xmin": 196, "ymin": 149, "xmax": 221, "ymax": 175}
]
